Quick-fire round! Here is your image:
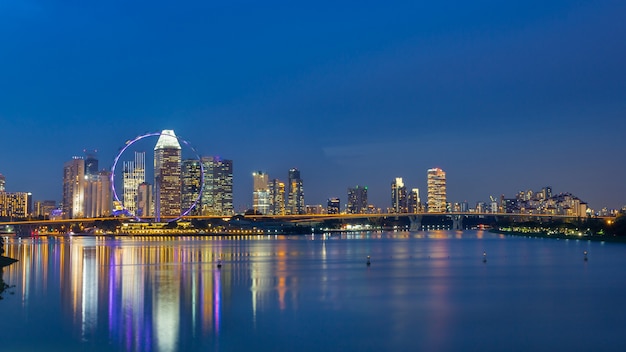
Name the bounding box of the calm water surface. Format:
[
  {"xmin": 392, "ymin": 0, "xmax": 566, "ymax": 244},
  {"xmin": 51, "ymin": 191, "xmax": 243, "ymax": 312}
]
[{"xmin": 1, "ymin": 231, "xmax": 625, "ymax": 351}]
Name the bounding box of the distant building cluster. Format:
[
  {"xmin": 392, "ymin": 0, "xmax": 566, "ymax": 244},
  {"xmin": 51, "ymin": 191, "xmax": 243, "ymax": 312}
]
[{"xmin": 0, "ymin": 132, "xmax": 613, "ymax": 220}]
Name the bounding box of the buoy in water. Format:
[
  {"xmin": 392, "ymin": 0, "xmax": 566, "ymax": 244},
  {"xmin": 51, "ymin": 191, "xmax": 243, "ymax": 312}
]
[
  {"xmin": 366, "ymin": 255, "xmax": 371, "ymax": 266},
  {"xmin": 584, "ymin": 250, "xmax": 588, "ymax": 262},
  {"xmin": 482, "ymin": 251, "xmax": 487, "ymax": 263},
  {"xmin": 217, "ymin": 258, "xmax": 222, "ymax": 269}
]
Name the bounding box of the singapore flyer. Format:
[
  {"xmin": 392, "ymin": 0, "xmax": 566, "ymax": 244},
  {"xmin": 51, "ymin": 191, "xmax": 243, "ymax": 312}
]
[{"xmin": 110, "ymin": 130, "xmax": 204, "ymax": 223}]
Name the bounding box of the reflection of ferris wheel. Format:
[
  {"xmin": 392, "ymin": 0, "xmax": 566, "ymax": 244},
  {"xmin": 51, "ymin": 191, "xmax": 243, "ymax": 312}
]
[{"xmin": 110, "ymin": 130, "xmax": 204, "ymax": 223}]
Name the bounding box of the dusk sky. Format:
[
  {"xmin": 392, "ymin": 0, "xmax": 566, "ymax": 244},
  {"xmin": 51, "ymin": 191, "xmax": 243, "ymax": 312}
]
[{"xmin": 1, "ymin": 0, "xmax": 625, "ymax": 211}]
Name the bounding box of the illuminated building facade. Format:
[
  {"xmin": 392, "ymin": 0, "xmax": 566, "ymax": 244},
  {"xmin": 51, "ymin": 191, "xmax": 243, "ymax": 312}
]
[
  {"xmin": 287, "ymin": 168, "xmax": 304, "ymax": 215},
  {"xmin": 347, "ymin": 186, "xmax": 368, "ymax": 214},
  {"xmin": 391, "ymin": 178, "xmax": 408, "ymax": 213},
  {"xmin": 137, "ymin": 182, "xmax": 153, "ymax": 217},
  {"xmin": 84, "ymin": 170, "xmax": 112, "ymax": 218},
  {"xmin": 408, "ymin": 188, "xmax": 421, "ymax": 213},
  {"xmin": 427, "ymin": 168, "xmax": 446, "ymax": 213},
  {"xmin": 154, "ymin": 130, "xmax": 182, "ymax": 220},
  {"xmin": 0, "ymin": 192, "xmax": 32, "ymax": 218},
  {"xmin": 123, "ymin": 152, "xmax": 146, "ymax": 216},
  {"xmin": 63, "ymin": 157, "xmax": 86, "ymax": 219},
  {"xmin": 34, "ymin": 200, "xmax": 56, "ymax": 218},
  {"xmin": 327, "ymin": 198, "xmax": 340, "ymax": 214},
  {"xmin": 252, "ymin": 171, "xmax": 269, "ymax": 215},
  {"xmin": 182, "ymin": 159, "xmax": 202, "ymax": 215},
  {"xmin": 269, "ymin": 179, "xmax": 285, "ymax": 215},
  {"xmin": 0, "ymin": 173, "xmax": 5, "ymax": 192},
  {"xmin": 200, "ymin": 156, "xmax": 233, "ymax": 216}
]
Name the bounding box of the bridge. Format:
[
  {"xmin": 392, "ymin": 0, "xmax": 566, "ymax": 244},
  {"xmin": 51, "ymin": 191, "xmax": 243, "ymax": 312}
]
[{"xmin": 0, "ymin": 212, "xmax": 608, "ymax": 235}]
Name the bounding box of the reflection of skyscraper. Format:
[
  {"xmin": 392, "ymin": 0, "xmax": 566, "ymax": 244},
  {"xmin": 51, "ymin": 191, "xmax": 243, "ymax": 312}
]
[
  {"xmin": 287, "ymin": 168, "xmax": 304, "ymax": 215},
  {"xmin": 123, "ymin": 152, "xmax": 146, "ymax": 216},
  {"xmin": 201, "ymin": 156, "xmax": 233, "ymax": 216},
  {"xmin": 269, "ymin": 179, "xmax": 285, "ymax": 215},
  {"xmin": 252, "ymin": 171, "xmax": 269, "ymax": 215},
  {"xmin": 391, "ymin": 178, "xmax": 407, "ymax": 213},
  {"xmin": 347, "ymin": 186, "xmax": 368, "ymax": 214},
  {"xmin": 63, "ymin": 157, "xmax": 85, "ymax": 219},
  {"xmin": 182, "ymin": 159, "xmax": 202, "ymax": 215},
  {"xmin": 427, "ymin": 168, "xmax": 446, "ymax": 213},
  {"xmin": 154, "ymin": 130, "xmax": 182, "ymax": 220}
]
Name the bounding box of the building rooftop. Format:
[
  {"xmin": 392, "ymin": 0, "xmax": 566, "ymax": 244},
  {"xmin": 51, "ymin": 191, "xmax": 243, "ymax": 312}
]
[{"xmin": 154, "ymin": 130, "xmax": 181, "ymax": 150}]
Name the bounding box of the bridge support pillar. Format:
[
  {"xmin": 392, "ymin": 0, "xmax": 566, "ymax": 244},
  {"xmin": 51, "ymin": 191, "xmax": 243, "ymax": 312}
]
[
  {"xmin": 452, "ymin": 215, "xmax": 463, "ymax": 230},
  {"xmin": 408, "ymin": 215, "xmax": 422, "ymax": 232}
]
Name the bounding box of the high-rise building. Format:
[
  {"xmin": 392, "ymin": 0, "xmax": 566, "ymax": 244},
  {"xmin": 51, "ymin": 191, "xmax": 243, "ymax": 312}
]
[
  {"xmin": 327, "ymin": 198, "xmax": 340, "ymax": 214},
  {"xmin": 408, "ymin": 188, "xmax": 421, "ymax": 213},
  {"xmin": 200, "ymin": 156, "xmax": 233, "ymax": 216},
  {"xmin": 154, "ymin": 130, "xmax": 182, "ymax": 220},
  {"xmin": 63, "ymin": 157, "xmax": 86, "ymax": 219},
  {"xmin": 84, "ymin": 170, "xmax": 112, "ymax": 218},
  {"xmin": 0, "ymin": 192, "xmax": 32, "ymax": 218},
  {"xmin": 287, "ymin": 168, "xmax": 304, "ymax": 215},
  {"xmin": 123, "ymin": 151, "xmax": 146, "ymax": 215},
  {"xmin": 391, "ymin": 178, "xmax": 408, "ymax": 213},
  {"xmin": 427, "ymin": 168, "xmax": 446, "ymax": 213},
  {"xmin": 252, "ymin": 171, "xmax": 270, "ymax": 215},
  {"xmin": 84, "ymin": 150, "xmax": 99, "ymax": 176},
  {"xmin": 269, "ymin": 179, "xmax": 286, "ymax": 215},
  {"xmin": 34, "ymin": 200, "xmax": 56, "ymax": 218},
  {"xmin": 347, "ymin": 186, "xmax": 368, "ymax": 214},
  {"xmin": 0, "ymin": 173, "xmax": 5, "ymax": 192},
  {"xmin": 137, "ymin": 182, "xmax": 153, "ymax": 217},
  {"xmin": 182, "ymin": 159, "xmax": 202, "ymax": 215}
]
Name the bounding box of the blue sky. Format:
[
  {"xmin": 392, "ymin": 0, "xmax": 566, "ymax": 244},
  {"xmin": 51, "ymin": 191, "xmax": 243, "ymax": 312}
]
[{"xmin": 1, "ymin": 0, "xmax": 625, "ymax": 210}]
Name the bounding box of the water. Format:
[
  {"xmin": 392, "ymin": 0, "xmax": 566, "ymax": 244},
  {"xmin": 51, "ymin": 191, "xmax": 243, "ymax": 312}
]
[{"xmin": 1, "ymin": 230, "xmax": 625, "ymax": 351}]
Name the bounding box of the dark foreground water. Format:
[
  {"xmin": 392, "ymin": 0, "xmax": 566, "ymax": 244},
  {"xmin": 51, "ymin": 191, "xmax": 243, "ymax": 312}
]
[{"xmin": 1, "ymin": 231, "xmax": 626, "ymax": 351}]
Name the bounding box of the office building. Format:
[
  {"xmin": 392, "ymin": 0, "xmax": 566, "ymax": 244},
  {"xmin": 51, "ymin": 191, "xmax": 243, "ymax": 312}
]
[
  {"xmin": 182, "ymin": 159, "xmax": 202, "ymax": 215},
  {"xmin": 408, "ymin": 188, "xmax": 421, "ymax": 213},
  {"xmin": 123, "ymin": 151, "xmax": 146, "ymax": 215},
  {"xmin": 34, "ymin": 200, "xmax": 57, "ymax": 218},
  {"xmin": 391, "ymin": 178, "xmax": 408, "ymax": 213},
  {"xmin": 327, "ymin": 198, "xmax": 340, "ymax": 214},
  {"xmin": 137, "ymin": 182, "xmax": 153, "ymax": 217},
  {"xmin": 253, "ymin": 171, "xmax": 270, "ymax": 215},
  {"xmin": 427, "ymin": 168, "xmax": 446, "ymax": 213},
  {"xmin": 154, "ymin": 130, "xmax": 182, "ymax": 220},
  {"xmin": 269, "ymin": 179, "xmax": 286, "ymax": 215},
  {"xmin": 0, "ymin": 192, "xmax": 32, "ymax": 218},
  {"xmin": 200, "ymin": 156, "xmax": 233, "ymax": 216},
  {"xmin": 0, "ymin": 173, "xmax": 5, "ymax": 192},
  {"xmin": 347, "ymin": 185, "xmax": 368, "ymax": 214},
  {"xmin": 287, "ymin": 168, "xmax": 304, "ymax": 215},
  {"xmin": 62, "ymin": 157, "xmax": 86, "ymax": 219}
]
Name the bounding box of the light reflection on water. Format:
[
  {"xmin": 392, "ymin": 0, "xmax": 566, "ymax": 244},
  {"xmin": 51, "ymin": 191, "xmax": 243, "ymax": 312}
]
[{"xmin": 1, "ymin": 231, "xmax": 626, "ymax": 351}]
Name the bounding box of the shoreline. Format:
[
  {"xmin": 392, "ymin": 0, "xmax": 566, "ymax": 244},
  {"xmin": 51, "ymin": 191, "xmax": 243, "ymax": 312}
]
[{"xmin": 490, "ymin": 228, "xmax": 626, "ymax": 244}]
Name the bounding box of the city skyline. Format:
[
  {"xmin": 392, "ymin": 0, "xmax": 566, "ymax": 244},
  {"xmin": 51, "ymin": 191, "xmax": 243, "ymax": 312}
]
[{"xmin": 1, "ymin": 1, "xmax": 625, "ymax": 210}]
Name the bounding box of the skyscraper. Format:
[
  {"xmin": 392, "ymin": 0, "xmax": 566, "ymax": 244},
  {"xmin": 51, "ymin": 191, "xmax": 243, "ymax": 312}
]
[
  {"xmin": 182, "ymin": 159, "xmax": 202, "ymax": 215},
  {"xmin": 427, "ymin": 168, "xmax": 446, "ymax": 213},
  {"xmin": 408, "ymin": 188, "xmax": 421, "ymax": 213},
  {"xmin": 200, "ymin": 156, "xmax": 233, "ymax": 216},
  {"xmin": 62, "ymin": 157, "xmax": 86, "ymax": 219},
  {"xmin": 327, "ymin": 197, "xmax": 340, "ymax": 214},
  {"xmin": 391, "ymin": 178, "xmax": 408, "ymax": 213},
  {"xmin": 122, "ymin": 151, "xmax": 146, "ymax": 215},
  {"xmin": 137, "ymin": 182, "xmax": 153, "ymax": 217},
  {"xmin": 154, "ymin": 130, "xmax": 182, "ymax": 220},
  {"xmin": 347, "ymin": 185, "xmax": 368, "ymax": 214},
  {"xmin": 252, "ymin": 171, "xmax": 269, "ymax": 215},
  {"xmin": 0, "ymin": 173, "xmax": 5, "ymax": 192},
  {"xmin": 287, "ymin": 168, "xmax": 304, "ymax": 215},
  {"xmin": 84, "ymin": 170, "xmax": 112, "ymax": 218},
  {"xmin": 269, "ymin": 179, "xmax": 286, "ymax": 215}
]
